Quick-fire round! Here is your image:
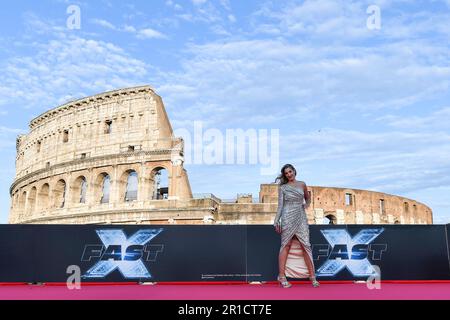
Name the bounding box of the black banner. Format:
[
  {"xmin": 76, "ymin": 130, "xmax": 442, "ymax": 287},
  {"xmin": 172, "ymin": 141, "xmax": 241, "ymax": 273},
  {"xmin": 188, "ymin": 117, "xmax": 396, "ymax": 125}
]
[
  {"xmin": 446, "ymin": 223, "xmax": 450, "ymax": 275},
  {"xmin": 0, "ymin": 224, "xmax": 449, "ymax": 283}
]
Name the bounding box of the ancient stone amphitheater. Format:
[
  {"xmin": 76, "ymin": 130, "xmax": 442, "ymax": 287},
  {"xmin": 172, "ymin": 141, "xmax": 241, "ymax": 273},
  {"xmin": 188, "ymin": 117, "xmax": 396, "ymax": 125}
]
[{"xmin": 9, "ymin": 86, "xmax": 433, "ymax": 225}]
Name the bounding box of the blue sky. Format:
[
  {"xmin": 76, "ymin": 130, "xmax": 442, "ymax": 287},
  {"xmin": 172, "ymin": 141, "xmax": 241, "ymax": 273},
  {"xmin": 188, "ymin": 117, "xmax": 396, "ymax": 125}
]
[{"xmin": 0, "ymin": 0, "xmax": 449, "ymax": 224}]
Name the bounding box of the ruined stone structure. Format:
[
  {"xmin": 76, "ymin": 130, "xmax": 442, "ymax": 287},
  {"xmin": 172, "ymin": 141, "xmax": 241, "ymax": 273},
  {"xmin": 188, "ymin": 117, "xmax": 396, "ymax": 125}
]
[
  {"xmin": 9, "ymin": 86, "xmax": 433, "ymax": 225},
  {"xmin": 252, "ymin": 184, "xmax": 433, "ymax": 225},
  {"xmin": 9, "ymin": 86, "xmax": 202, "ymax": 224}
]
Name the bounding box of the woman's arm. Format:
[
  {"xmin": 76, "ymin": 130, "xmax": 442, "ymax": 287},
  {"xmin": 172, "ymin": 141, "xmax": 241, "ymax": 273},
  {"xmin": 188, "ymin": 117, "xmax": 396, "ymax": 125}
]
[
  {"xmin": 303, "ymin": 182, "xmax": 311, "ymax": 209},
  {"xmin": 274, "ymin": 185, "xmax": 284, "ymax": 225}
]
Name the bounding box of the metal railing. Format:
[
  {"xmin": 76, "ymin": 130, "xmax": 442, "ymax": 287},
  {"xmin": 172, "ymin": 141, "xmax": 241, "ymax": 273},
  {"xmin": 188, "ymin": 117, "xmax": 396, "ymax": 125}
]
[{"xmin": 192, "ymin": 193, "xmax": 222, "ymax": 203}]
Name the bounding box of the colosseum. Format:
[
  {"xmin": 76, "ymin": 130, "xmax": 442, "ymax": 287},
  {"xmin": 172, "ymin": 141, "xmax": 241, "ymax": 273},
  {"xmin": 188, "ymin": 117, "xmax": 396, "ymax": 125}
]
[{"xmin": 9, "ymin": 85, "xmax": 433, "ymax": 225}]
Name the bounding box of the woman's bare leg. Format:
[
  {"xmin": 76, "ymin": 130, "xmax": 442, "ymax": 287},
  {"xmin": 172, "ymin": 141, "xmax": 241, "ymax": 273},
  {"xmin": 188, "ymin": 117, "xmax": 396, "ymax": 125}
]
[
  {"xmin": 298, "ymin": 241, "xmax": 316, "ymax": 278},
  {"xmin": 278, "ymin": 238, "xmax": 293, "ymax": 277}
]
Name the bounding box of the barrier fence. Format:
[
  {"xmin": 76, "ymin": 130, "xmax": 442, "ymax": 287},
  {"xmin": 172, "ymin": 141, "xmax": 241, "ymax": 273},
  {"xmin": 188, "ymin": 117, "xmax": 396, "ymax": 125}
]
[{"xmin": 0, "ymin": 224, "xmax": 449, "ymax": 283}]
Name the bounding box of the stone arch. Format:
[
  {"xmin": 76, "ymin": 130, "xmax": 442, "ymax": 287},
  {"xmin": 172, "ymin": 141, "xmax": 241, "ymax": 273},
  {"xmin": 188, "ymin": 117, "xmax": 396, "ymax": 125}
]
[
  {"xmin": 53, "ymin": 179, "xmax": 67, "ymax": 208},
  {"xmin": 27, "ymin": 187, "xmax": 37, "ymax": 215},
  {"xmin": 119, "ymin": 169, "xmax": 138, "ymax": 202},
  {"xmin": 323, "ymin": 213, "xmax": 337, "ymax": 225},
  {"xmin": 150, "ymin": 166, "xmax": 169, "ymax": 200},
  {"xmin": 95, "ymin": 172, "xmax": 112, "ymax": 204},
  {"xmin": 37, "ymin": 183, "xmax": 50, "ymax": 211},
  {"xmin": 71, "ymin": 176, "xmax": 88, "ymax": 204}
]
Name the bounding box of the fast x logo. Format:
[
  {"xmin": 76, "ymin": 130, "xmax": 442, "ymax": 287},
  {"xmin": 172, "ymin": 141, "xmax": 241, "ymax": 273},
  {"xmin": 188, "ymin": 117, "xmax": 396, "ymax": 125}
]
[
  {"xmin": 314, "ymin": 228, "xmax": 386, "ymax": 277},
  {"xmin": 81, "ymin": 229, "xmax": 164, "ymax": 279}
]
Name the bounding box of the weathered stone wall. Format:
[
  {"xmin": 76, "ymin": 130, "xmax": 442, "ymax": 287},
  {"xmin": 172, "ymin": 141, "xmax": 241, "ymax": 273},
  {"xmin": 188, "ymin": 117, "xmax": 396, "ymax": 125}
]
[
  {"xmin": 9, "ymin": 86, "xmax": 195, "ymax": 224},
  {"xmin": 256, "ymin": 184, "xmax": 433, "ymax": 224}
]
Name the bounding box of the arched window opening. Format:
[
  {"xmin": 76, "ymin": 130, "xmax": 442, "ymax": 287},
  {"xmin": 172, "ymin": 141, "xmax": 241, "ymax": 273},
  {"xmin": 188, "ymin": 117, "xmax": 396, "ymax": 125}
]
[
  {"xmin": 38, "ymin": 184, "xmax": 50, "ymax": 211},
  {"xmin": 324, "ymin": 214, "xmax": 337, "ymax": 225},
  {"xmin": 151, "ymin": 168, "xmax": 169, "ymax": 200},
  {"xmin": 101, "ymin": 175, "xmax": 111, "ymax": 204},
  {"xmin": 125, "ymin": 171, "xmax": 138, "ymax": 202},
  {"xmin": 79, "ymin": 177, "xmax": 87, "ymax": 203},
  {"xmin": 54, "ymin": 180, "xmax": 66, "ymax": 208}
]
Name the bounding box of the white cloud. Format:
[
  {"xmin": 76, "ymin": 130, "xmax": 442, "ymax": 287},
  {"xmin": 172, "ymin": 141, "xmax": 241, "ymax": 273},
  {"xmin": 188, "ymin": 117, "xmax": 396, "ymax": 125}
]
[
  {"xmin": 137, "ymin": 28, "xmax": 167, "ymax": 39},
  {"xmin": 251, "ymin": 0, "xmax": 450, "ymax": 44},
  {"xmin": 166, "ymin": 0, "xmax": 183, "ymax": 11},
  {"xmin": 155, "ymin": 38, "xmax": 450, "ymax": 131},
  {"xmin": 0, "ymin": 126, "xmax": 24, "ymax": 134},
  {"xmin": 0, "ymin": 126, "xmax": 26, "ymax": 152},
  {"xmin": 123, "ymin": 25, "xmax": 137, "ymax": 33},
  {"xmin": 89, "ymin": 17, "xmax": 167, "ymax": 40},
  {"xmin": 220, "ymin": 0, "xmax": 231, "ymax": 11},
  {"xmin": 176, "ymin": 1, "xmax": 222, "ymax": 24},
  {"xmin": 0, "ymin": 17, "xmax": 151, "ymax": 111},
  {"xmin": 378, "ymin": 107, "xmax": 450, "ymax": 130},
  {"xmin": 282, "ymin": 127, "xmax": 450, "ymax": 193},
  {"xmin": 252, "ymin": 0, "xmax": 369, "ymax": 40},
  {"xmin": 91, "ymin": 18, "xmax": 117, "ymax": 30},
  {"xmin": 176, "ymin": 13, "xmax": 195, "ymax": 22}
]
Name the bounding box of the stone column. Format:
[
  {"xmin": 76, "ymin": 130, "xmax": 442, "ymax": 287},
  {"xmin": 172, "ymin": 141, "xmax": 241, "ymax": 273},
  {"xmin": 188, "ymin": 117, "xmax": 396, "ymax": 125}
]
[
  {"xmin": 335, "ymin": 209, "xmax": 345, "ymax": 224},
  {"xmin": 314, "ymin": 208, "xmax": 324, "ymax": 225},
  {"xmin": 141, "ymin": 164, "xmax": 152, "ymax": 201},
  {"xmin": 355, "ymin": 210, "xmax": 364, "ymax": 224},
  {"xmin": 138, "ymin": 163, "xmax": 148, "ymax": 202},
  {"xmin": 110, "ymin": 165, "xmax": 121, "ymax": 205},
  {"xmin": 168, "ymin": 165, "xmax": 179, "ymax": 200},
  {"xmin": 87, "ymin": 169, "xmax": 95, "ymax": 207},
  {"xmin": 387, "ymin": 214, "xmax": 394, "ymax": 224},
  {"xmin": 66, "ymin": 173, "xmax": 75, "ymax": 207},
  {"xmin": 372, "ymin": 213, "xmax": 380, "ymax": 224}
]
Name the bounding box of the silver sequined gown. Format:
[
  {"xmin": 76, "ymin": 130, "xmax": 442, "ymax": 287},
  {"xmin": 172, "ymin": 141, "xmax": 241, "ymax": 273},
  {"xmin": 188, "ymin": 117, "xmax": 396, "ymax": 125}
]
[{"xmin": 274, "ymin": 183, "xmax": 315, "ymax": 278}]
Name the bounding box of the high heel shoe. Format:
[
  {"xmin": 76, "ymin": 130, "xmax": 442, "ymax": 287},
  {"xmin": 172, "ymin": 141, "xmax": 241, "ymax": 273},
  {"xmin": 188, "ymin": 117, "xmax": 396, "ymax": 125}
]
[
  {"xmin": 310, "ymin": 276, "xmax": 320, "ymax": 288},
  {"xmin": 277, "ymin": 275, "xmax": 292, "ymax": 288}
]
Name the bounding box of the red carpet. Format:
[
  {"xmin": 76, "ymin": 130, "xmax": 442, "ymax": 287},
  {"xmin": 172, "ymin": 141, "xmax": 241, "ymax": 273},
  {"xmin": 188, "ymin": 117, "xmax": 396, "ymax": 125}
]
[{"xmin": 0, "ymin": 282, "xmax": 449, "ymax": 300}]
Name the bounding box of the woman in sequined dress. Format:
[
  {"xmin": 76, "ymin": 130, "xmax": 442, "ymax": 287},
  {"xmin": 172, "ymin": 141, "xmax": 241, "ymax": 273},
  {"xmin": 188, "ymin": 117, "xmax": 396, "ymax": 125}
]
[{"xmin": 273, "ymin": 164, "xmax": 319, "ymax": 288}]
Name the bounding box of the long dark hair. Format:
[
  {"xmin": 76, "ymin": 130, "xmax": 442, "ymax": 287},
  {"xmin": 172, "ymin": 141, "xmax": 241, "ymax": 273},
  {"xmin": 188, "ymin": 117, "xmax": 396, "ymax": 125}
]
[{"xmin": 274, "ymin": 164, "xmax": 297, "ymax": 185}]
